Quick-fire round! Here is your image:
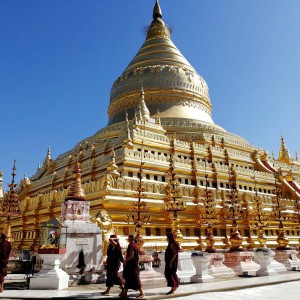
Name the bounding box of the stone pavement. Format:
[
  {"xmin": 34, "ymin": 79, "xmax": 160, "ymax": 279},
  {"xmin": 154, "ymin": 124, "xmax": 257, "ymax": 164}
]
[{"xmin": 1, "ymin": 272, "xmax": 300, "ymax": 299}]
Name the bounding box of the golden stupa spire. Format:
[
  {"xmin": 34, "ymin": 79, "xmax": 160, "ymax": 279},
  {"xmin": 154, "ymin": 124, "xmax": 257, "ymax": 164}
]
[
  {"xmin": 43, "ymin": 146, "xmax": 52, "ymax": 167},
  {"xmin": 107, "ymin": 148, "xmax": 120, "ymax": 178},
  {"xmin": 138, "ymin": 85, "xmax": 150, "ymax": 121},
  {"xmin": 1, "ymin": 160, "xmax": 21, "ymax": 218},
  {"xmin": 146, "ymin": 0, "xmax": 170, "ymax": 39},
  {"xmin": 9, "ymin": 160, "xmax": 17, "ymax": 190},
  {"xmin": 124, "ymin": 111, "xmax": 133, "ymax": 149},
  {"xmin": 65, "ymin": 158, "xmax": 86, "ymax": 201},
  {"xmin": 153, "ymin": 0, "xmax": 162, "ymax": 19},
  {"xmin": 156, "ymin": 108, "xmax": 161, "ymax": 125},
  {"xmin": 278, "ymin": 135, "xmax": 291, "ymax": 164}
]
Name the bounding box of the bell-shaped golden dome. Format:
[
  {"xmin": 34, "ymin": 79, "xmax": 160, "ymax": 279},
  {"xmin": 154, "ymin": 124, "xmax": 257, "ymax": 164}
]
[{"xmin": 107, "ymin": 0, "xmax": 213, "ymax": 128}]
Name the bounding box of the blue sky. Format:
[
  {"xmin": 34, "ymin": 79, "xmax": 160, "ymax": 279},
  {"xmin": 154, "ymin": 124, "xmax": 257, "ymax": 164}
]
[{"xmin": 1, "ymin": 0, "xmax": 300, "ymax": 188}]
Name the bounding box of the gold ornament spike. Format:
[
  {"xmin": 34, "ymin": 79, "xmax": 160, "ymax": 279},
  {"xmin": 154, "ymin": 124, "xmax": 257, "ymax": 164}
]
[
  {"xmin": 146, "ymin": 0, "xmax": 170, "ymax": 39},
  {"xmin": 65, "ymin": 158, "xmax": 86, "ymax": 201},
  {"xmin": 156, "ymin": 108, "xmax": 161, "ymax": 125},
  {"xmin": 278, "ymin": 135, "xmax": 291, "ymax": 164},
  {"xmin": 138, "ymin": 85, "xmax": 150, "ymax": 121},
  {"xmin": 107, "ymin": 148, "xmax": 120, "ymax": 178},
  {"xmin": 153, "ymin": 0, "xmax": 162, "ymax": 19},
  {"xmin": 123, "ymin": 110, "xmax": 133, "ymax": 149},
  {"xmin": 43, "ymin": 146, "xmax": 52, "ymax": 167},
  {"xmin": 0, "ymin": 161, "xmax": 21, "ymax": 243}
]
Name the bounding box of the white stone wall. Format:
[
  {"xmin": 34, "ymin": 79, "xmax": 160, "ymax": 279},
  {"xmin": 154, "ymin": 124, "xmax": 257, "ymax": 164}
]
[{"xmin": 60, "ymin": 220, "xmax": 102, "ymax": 274}]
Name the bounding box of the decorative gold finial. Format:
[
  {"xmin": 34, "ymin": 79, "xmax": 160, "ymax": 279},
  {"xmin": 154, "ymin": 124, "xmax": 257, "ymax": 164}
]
[
  {"xmin": 278, "ymin": 135, "xmax": 291, "ymax": 164},
  {"xmin": 11, "ymin": 160, "xmax": 17, "ymax": 187},
  {"xmin": 65, "ymin": 158, "xmax": 86, "ymax": 201},
  {"xmin": 107, "ymin": 148, "xmax": 120, "ymax": 178},
  {"xmin": 0, "ymin": 161, "xmax": 21, "ymax": 218},
  {"xmin": 124, "ymin": 111, "xmax": 133, "ymax": 149},
  {"xmin": 138, "ymin": 85, "xmax": 150, "ymax": 120},
  {"xmin": 153, "ymin": 0, "xmax": 162, "ymax": 19},
  {"xmin": 272, "ymin": 151, "xmax": 275, "ymax": 161},
  {"xmin": 43, "ymin": 146, "xmax": 52, "ymax": 167},
  {"xmin": 146, "ymin": 0, "xmax": 170, "ymax": 39},
  {"xmin": 156, "ymin": 108, "xmax": 161, "ymax": 125},
  {"xmin": 46, "ymin": 146, "xmax": 51, "ymax": 160}
]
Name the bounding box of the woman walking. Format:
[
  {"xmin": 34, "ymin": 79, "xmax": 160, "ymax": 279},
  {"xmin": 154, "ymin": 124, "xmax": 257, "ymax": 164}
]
[
  {"xmin": 122, "ymin": 234, "xmax": 144, "ymax": 298},
  {"xmin": 101, "ymin": 234, "xmax": 124, "ymax": 296},
  {"xmin": 164, "ymin": 232, "xmax": 180, "ymax": 295},
  {"xmin": 0, "ymin": 234, "xmax": 12, "ymax": 293}
]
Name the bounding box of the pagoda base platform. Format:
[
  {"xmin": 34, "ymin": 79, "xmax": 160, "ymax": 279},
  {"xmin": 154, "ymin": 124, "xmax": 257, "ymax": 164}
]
[
  {"xmin": 30, "ymin": 253, "xmax": 69, "ymax": 290},
  {"xmin": 223, "ymin": 251, "xmax": 260, "ymax": 276},
  {"xmin": 274, "ymin": 249, "xmax": 300, "ymax": 271},
  {"xmin": 208, "ymin": 253, "xmax": 236, "ymax": 279}
]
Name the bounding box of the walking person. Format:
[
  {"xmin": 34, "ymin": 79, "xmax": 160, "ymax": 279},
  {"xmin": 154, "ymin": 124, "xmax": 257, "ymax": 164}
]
[
  {"xmin": 0, "ymin": 234, "xmax": 12, "ymax": 293},
  {"xmin": 101, "ymin": 234, "xmax": 124, "ymax": 296},
  {"xmin": 164, "ymin": 232, "xmax": 180, "ymax": 295},
  {"xmin": 122, "ymin": 234, "xmax": 144, "ymax": 298}
]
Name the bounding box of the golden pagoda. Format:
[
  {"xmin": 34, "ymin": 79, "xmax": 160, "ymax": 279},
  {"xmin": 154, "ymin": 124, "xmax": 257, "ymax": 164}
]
[{"xmin": 1, "ymin": 1, "xmax": 300, "ymax": 253}]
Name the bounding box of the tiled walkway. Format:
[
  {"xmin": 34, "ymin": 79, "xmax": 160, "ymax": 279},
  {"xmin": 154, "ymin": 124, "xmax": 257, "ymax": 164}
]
[{"xmin": 1, "ymin": 272, "xmax": 300, "ymax": 299}]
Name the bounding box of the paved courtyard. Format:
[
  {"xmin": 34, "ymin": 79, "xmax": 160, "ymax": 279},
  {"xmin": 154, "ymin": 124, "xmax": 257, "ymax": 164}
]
[
  {"xmin": 166, "ymin": 281, "xmax": 300, "ymax": 300},
  {"xmin": 1, "ymin": 272, "xmax": 300, "ymax": 299}
]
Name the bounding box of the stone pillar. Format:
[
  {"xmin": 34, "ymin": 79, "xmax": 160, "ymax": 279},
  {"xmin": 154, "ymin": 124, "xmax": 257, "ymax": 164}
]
[
  {"xmin": 177, "ymin": 252, "xmax": 195, "ymax": 283},
  {"xmin": 190, "ymin": 252, "xmax": 214, "ymax": 283},
  {"xmin": 253, "ymin": 248, "xmax": 277, "ymax": 276}
]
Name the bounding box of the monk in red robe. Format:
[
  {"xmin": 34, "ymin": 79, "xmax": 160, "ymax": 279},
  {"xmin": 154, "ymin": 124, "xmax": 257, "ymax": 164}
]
[
  {"xmin": 0, "ymin": 234, "xmax": 12, "ymax": 293},
  {"xmin": 101, "ymin": 234, "xmax": 124, "ymax": 296},
  {"xmin": 123, "ymin": 234, "xmax": 144, "ymax": 298},
  {"xmin": 164, "ymin": 232, "xmax": 180, "ymax": 295}
]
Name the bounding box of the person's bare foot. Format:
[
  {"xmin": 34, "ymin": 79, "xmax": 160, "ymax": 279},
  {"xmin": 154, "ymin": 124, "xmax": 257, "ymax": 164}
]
[
  {"xmin": 166, "ymin": 287, "xmax": 177, "ymax": 295},
  {"xmin": 120, "ymin": 291, "xmax": 127, "ymax": 298},
  {"xmin": 101, "ymin": 291, "xmax": 110, "ymax": 295}
]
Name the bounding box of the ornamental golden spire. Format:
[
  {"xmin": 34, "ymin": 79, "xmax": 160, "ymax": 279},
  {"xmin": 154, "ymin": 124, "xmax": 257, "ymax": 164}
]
[
  {"xmin": 0, "ymin": 160, "xmax": 21, "ymax": 217},
  {"xmin": 153, "ymin": 0, "xmax": 162, "ymax": 19},
  {"xmin": 146, "ymin": 0, "xmax": 170, "ymax": 39},
  {"xmin": 138, "ymin": 86, "xmax": 150, "ymax": 121},
  {"xmin": 42, "ymin": 146, "xmax": 52, "ymax": 168},
  {"xmin": 107, "ymin": 148, "xmax": 120, "ymax": 178},
  {"xmin": 277, "ymin": 135, "xmax": 291, "ymax": 164},
  {"xmin": 65, "ymin": 158, "xmax": 86, "ymax": 201}
]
